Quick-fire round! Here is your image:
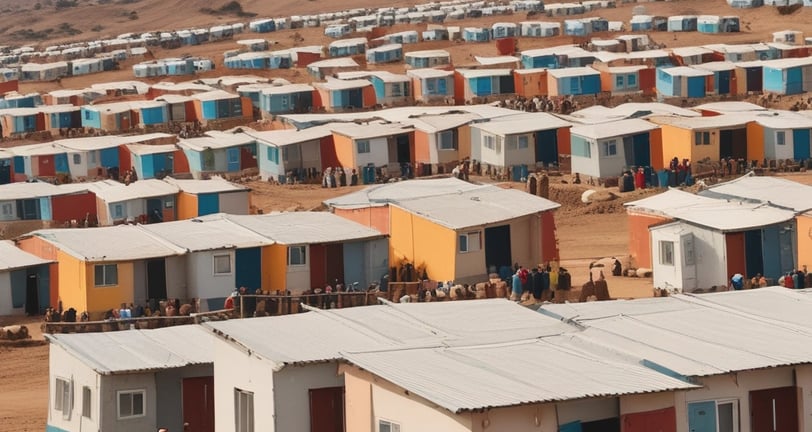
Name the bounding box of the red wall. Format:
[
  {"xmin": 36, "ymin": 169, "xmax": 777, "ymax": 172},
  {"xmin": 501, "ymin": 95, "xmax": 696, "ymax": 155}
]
[
  {"xmin": 541, "ymin": 211, "xmax": 559, "ymax": 263},
  {"xmin": 621, "ymin": 407, "xmax": 676, "ymax": 432},
  {"xmin": 118, "ymin": 145, "xmax": 132, "ymax": 172},
  {"xmin": 52, "ymin": 192, "xmax": 97, "ymax": 224},
  {"xmin": 310, "ymin": 244, "xmax": 326, "ymax": 289},
  {"xmin": 639, "ymin": 68, "xmax": 656, "ymax": 95},
  {"xmin": 725, "ymin": 232, "xmax": 746, "ymax": 280},
  {"xmin": 319, "ymin": 136, "xmax": 339, "ymax": 170},
  {"xmin": 38, "ymin": 155, "xmax": 56, "ymax": 176},
  {"xmin": 173, "ymin": 149, "xmax": 190, "ymax": 174}
]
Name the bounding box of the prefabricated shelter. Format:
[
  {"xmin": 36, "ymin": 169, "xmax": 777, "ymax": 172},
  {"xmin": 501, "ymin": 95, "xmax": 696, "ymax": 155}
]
[
  {"xmin": 520, "ymin": 45, "xmax": 592, "ymax": 69},
  {"xmin": 454, "ymin": 69, "xmax": 515, "ymax": 103},
  {"xmin": 564, "ymin": 17, "xmax": 609, "ymax": 36},
  {"xmin": 422, "ymin": 28, "xmax": 450, "ymax": 41},
  {"xmin": 177, "ymin": 131, "xmax": 258, "ymax": 179},
  {"xmin": 258, "ymin": 84, "xmax": 317, "ymax": 116},
  {"xmin": 223, "ymin": 50, "xmax": 293, "ymax": 69},
  {"xmin": 125, "ymin": 143, "xmax": 189, "ymax": 180},
  {"xmin": 45, "ymin": 326, "xmax": 215, "ymax": 432},
  {"xmin": 698, "ymin": 15, "xmax": 740, "ymax": 33},
  {"xmin": 367, "ymin": 71, "xmax": 412, "ymax": 105},
  {"xmin": 404, "ymin": 49, "xmax": 452, "ymax": 68},
  {"xmin": 773, "ymin": 30, "xmax": 804, "ymax": 45},
  {"xmin": 55, "ymin": 133, "xmax": 176, "ymax": 181},
  {"xmin": 0, "ymin": 240, "xmax": 51, "ymax": 316},
  {"xmin": 670, "ymin": 47, "xmax": 714, "ymax": 66},
  {"xmin": 596, "ymin": 65, "xmax": 652, "ymax": 94},
  {"xmin": 365, "ymin": 44, "xmax": 403, "ymax": 64},
  {"xmin": 324, "ymin": 24, "xmax": 352, "ymax": 38},
  {"xmin": 407, "ymin": 68, "xmax": 455, "ymax": 103},
  {"xmin": 545, "ymin": 3, "xmax": 587, "ymax": 16},
  {"xmin": 693, "ymin": 61, "xmax": 741, "ymax": 95},
  {"xmin": 6, "ymin": 141, "xmax": 72, "ymax": 181},
  {"xmin": 656, "ymin": 67, "xmax": 713, "ymax": 98},
  {"xmin": 329, "ymin": 121, "xmax": 415, "ymax": 177},
  {"xmin": 236, "ymin": 39, "xmax": 270, "ymax": 52},
  {"xmin": 250, "ymin": 125, "xmax": 333, "ymax": 182},
  {"xmin": 16, "ymin": 225, "xmax": 187, "ymax": 317},
  {"xmin": 0, "ymin": 107, "xmax": 46, "ymax": 138},
  {"xmin": 667, "ymin": 15, "xmax": 698, "ymax": 32},
  {"xmin": 139, "ymin": 216, "xmax": 272, "ymax": 308},
  {"xmin": 728, "ymin": 0, "xmax": 764, "ymax": 7},
  {"xmin": 762, "ymin": 57, "xmax": 812, "ymax": 95},
  {"xmin": 325, "ymin": 177, "xmax": 483, "ymax": 235},
  {"xmin": 81, "ymin": 101, "xmax": 170, "ymax": 132},
  {"xmin": 20, "ymin": 61, "xmax": 68, "ymax": 81},
  {"xmin": 313, "ymin": 78, "xmax": 376, "ymax": 112},
  {"xmin": 703, "ymin": 43, "xmax": 772, "ymax": 62},
  {"xmin": 471, "ymin": 112, "xmax": 572, "ymax": 172},
  {"xmin": 570, "ymin": 119, "xmax": 659, "ymax": 179},
  {"xmin": 70, "ymin": 58, "xmax": 104, "ymax": 76},
  {"xmin": 630, "ymin": 15, "xmax": 667, "ymax": 32},
  {"xmin": 462, "ymin": 27, "xmax": 491, "ymax": 42},
  {"xmin": 162, "ymin": 177, "xmax": 249, "ymax": 219},
  {"xmin": 202, "ymin": 212, "xmax": 388, "ymax": 294},
  {"xmin": 152, "ymin": 94, "xmax": 199, "ymax": 123},
  {"xmin": 403, "ymin": 112, "xmax": 484, "ymax": 176},
  {"xmin": 519, "ymin": 21, "xmax": 561, "ymax": 37},
  {"xmin": 376, "ymin": 30, "xmax": 419, "ymax": 45},
  {"xmin": 547, "ymin": 67, "xmax": 602, "ymax": 96},
  {"xmin": 648, "ymin": 115, "xmax": 753, "ymax": 168},
  {"xmin": 306, "ymin": 58, "xmax": 360, "ymax": 80},
  {"xmin": 491, "ymin": 22, "xmax": 518, "ymax": 39},
  {"xmin": 249, "ymin": 18, "xmax": 277, "ymax": 33},
  {"xmin": 328, "ymin": 38, "xmax": 367, "ymax": 57},
  {"xmin": 85, "ymin": 179, "xmax": 179, "ymax": 225},
  {"xmin": 190, "ymin": 90, "xmax": 251, "ymax": 123},
  {"xmin": 389, "ymin": 185, "xmax": 560, "ymax": 283}
]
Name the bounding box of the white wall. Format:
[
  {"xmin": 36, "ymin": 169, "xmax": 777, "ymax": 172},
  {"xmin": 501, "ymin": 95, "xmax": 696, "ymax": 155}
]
[
  {"xmin": 212, "ymin": 337, "xmax": 275, "ymax": 432},
  {"xmin": 355, "ymin": 137, "xmax": 389, "ymax": 169},
  {"xmin": 652, "ymin": 222, "xmax": 727, "ymax": 291},
  {"xmin": 187, "ymin": 250, "xmax": 236, "ymax": 304},
  {"xmin": 597, "ymin": 137, "xmax": 628, "ymax": 178},
  {"xmin": 165, "ymin": 255, "xmax": 187, "ymax": 300},
  {"xmin": 219, "ymin": 191, "xmax": 249, "ymax": 215},
  {"xmin": 47, "ymin": 344, "xmax": 103, "ymax": 432},
  {"xmin": 504, "ymin": 133, "xmax": 536, "ymax": 168},
  {"xmin": 0, "ymin": 200, "xmax": 18, "ymax": 221},
  {"xmin": 274, "ymin": 363, "xmax": 344, "ymax": 432},
  {"xmin": 67, "ymin": 151, "xmax": 88, "ymax": 180},
  {"xmin": 0, "ymin": 272, "xmax": 16, "ymax": 315},
  {"xmin": 651, "ymin": 223, "xmax": 683, "ymax": 291},
  {"xmin": 478, "ymin": 131, "xmax": 506, "ymax": 167},
  {"xmin": 286, "ymin": 245, "xmax": 310, "ymax": 294},
  {"xmin": 571, "ymin": 139, "xmax": 601, "ymax": 178},
  {"xmin": 370, "ymin": 375, "xmax": 473, "ymax": 432}
]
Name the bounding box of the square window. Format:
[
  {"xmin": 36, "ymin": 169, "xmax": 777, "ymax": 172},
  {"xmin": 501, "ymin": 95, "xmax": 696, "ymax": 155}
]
[
  {"xmin": 1, "ymin": 202, "xmax": 12, "ymax": 216},
  {"xmin": 94, "ymin": 264, "xmax": 118, "ymax": 286},
  {"xmin": 72, "ymin": 154, "xmax": 81, "ymax": 165},
  {"xmin": 483, "ymin": 135, "xmax": 495, "ymax": 150},
  {"xmin": 379, "ymin": 419, "xmax": 401, "ymax": 432},
  {"xmin": 113, "ymin": 204, "xmax": 123, "ymax": 219},
  {"xmin": 659, "ymin": 241, "xmax": 674, "ymax": 266},
  {"xmin": 117, "ymin": 390, "xmax": 145, "ymax": 420},
  {"xmin": 616, "ymin": 75, "xmax": 624, "ymax": 88},
  {"xmin": 438, "ymin": 130, "xmax": 455, "ymax": 150},
  {"xmin": 214, "ymin": 254, "xmax": 232, "ymax": 275},
  {"xmin": 288, "ymin": 246, "xmax": 307, "ymax": 266},
  {"xmin": 234, "ymin": 388, "xmax": 254, "ymax": 432},
  {"xmin": 776, "ymin": 131, "xmax": 786, "ymax": 145},
  {"xmin": 602, "ymin": 140, "xmax": 617, "ymax": 157},
  {"xmin": 459, "ymin": 231, "xmax": 481, "ymax": 253},
  {"xmin": 627, "ymin": 74, "xmax": 637, "ymax": 86},
  {"xmin": 518, "ymin": 135, "xmax": 529, "ymax": 149},
  {"xmin": 267, "ymin": 147, "xmax": 279, "ymax": 163},
  {"xmin": 356, "ymin": 140, "xmax": 371, "ymax": 154}
]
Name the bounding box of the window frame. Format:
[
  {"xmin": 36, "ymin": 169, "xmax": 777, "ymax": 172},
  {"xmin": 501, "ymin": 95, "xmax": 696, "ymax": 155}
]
[
  {"xmin": 82, "ymin": 386, "xmax": 92, "ymax": 419},
  {"xmin": 267, "ymin": 146, "xmax": 279, "ymax": 163},
  {"xmin": 213, "ymin": 253, "xmax": 233, "ymax": 276},
  {"xmin": 483, "ymin": 135, "xmax": 495, "ymax": 150},
  {"xmin": 116, "ymin": 389, "xmax": 145, "ymax": 420},
  {"xmin": 379, "ymin": 419, "xmax": 401, "ymax": 432},
  {"xmin": 776, "ymin": 130, "xmax": 786, "ymax": 146},
  {"xmin": 54, "ymin": 377, "xmax": 73, "ymax": 419},
  {"xmin": 659, "ymin": 240, "xmax": 675, "ymax": 266},
  {"xmin": 288, "ymin": 245, "xmax": 307, "ymax": 266},
  {"xmin": 234, "ymin": 388, "xmax": 254, "ymax": 432},
  {"xmin": 356, "ymin": 139, "xmax": 371, "ymax": 154},
  {"xmin": 517, "ymin": 135, "xmax": 529, "ymax": 149},
  {"xmin": 72, "ymin": 154, "xmax": 81, "ymax": 165},
  {"xmin": 602, "ymin": 139, "xmax": 617, "ymax": 157},
  {"xmin": 94, "ymin": 264, "xmax": 118, "ymax": 287},
  {"xmin": 1, "ymin": 202, "xmax": 12, "ymax": 216},
  {"xmin": 438, "ymin": 130, "xmax": 455, "ymax": 150},
  {"xmin": 459, "ymin": 231, "xmax": 482, "ymax": 253}
]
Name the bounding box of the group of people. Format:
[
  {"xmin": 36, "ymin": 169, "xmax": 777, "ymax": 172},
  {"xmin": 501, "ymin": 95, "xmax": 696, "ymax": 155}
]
[
  {"xmin": 509, "ymin": 263, "xmax": 566, "ymax": 302},
  {"xmin": 321, "ymin": 167, "xmax": 359, "ymax": 188},
  {"xmin": 730, "ymin": 267, "xmax": 810, "ymax": 290}
]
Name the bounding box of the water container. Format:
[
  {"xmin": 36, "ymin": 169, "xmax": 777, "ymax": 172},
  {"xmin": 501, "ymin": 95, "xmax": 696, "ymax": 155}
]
[{"xmin": 657, "ymin": 170, "xmax": 669, "ymax": 188}]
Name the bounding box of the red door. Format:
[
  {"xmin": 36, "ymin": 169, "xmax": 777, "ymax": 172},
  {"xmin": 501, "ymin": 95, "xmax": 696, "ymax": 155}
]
[
  {"xmin": 325, "ymin": 243, "xmax": 345, "ymax": 286},
  {"xmin": 621, "ymin": 407, "xmax": 676, "ymax": 432},
  {"xmin": 182, "ymin": 376, "xmax": 215, "ymax": 432},
  {"xmin": 750, "ymin": 386, "xmax": 799, "ymax": 432},
  {"xmin": 240, "ymin": 147, "xmax": 258, "ymax": 169},
  {"xmin": 38, "ymin": 155, "xmax": 55, "ymax": 176},
  {"xmin": 310, "ymin": 244, "xmax": 326, "ymax": 290},
  {"xmin": 309, "ymin": 386, "xmax": 344, "ymax": 432}
]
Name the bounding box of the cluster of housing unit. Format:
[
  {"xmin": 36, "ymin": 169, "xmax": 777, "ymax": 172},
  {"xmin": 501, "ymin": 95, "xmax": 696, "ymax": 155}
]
[
  {"xmin": 1, "ymin": 178, "xmax": 559, "ymax": 320},
  {"xmin": 43, "ymin": 287, "xmax": 812, "ymax": 432}
]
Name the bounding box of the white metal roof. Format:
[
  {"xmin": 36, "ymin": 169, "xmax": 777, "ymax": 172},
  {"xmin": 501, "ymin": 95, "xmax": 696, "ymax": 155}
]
[
  {"xmin": 648, "ymin": 114, "xmax": 750, "ymax": 130},
  {"xmin": 367, "ymin": 43, "xmax": 403, "ymax": 54},
  {"xmin": 30, "ymin": 224, "xmax": 186, "ymax": 261},
  {"xmin": 520, "ymin": 44, "xmax": 582, "ymax": 58},
  {"xmin": 329, "ymin": 121, "xmax": 413, "ymax": 139},
  {"xmin": 46, "ymin": 325, "xmax": 214, "ymax": 375},
  {"xmin": 692, "ymin": 101, "xmax": 766, "ymax": 113},
  {"xmin": 671, "ymin": 46, "xmax": 712, "ymax": 57},
  {"xmin": 693, "ymin": 61, "xmax": 737, "ymax": 72},
  {"xmin": 455, "ymin": 68, "xmax": 513, "ymax": 78},
  {"xmin": 177, "ymin": 131, "xmax": 256, "ymax": 151},
  {"xmin": 314, "ymin": 78, "xmax": 371, "ymax": 91},
  {"xmin": 126, "ymin": 143, "xmax": 178, "ymax": 156},
  {"xmin": 570, "ymin": 118, "xmax": 657, "ymax": 140},
  {"xmin": 0, "ymin": 181, "xmax": 89, "ymax": 200},
  {"xmin": 325, "ymin": 177, "xmax": 484, "ymax": 209},
  {"xmin": 328, "ymin": 37, "xmax": 368, "ymax": 48},
  {"xmin": 162, "ymin": 176, "xmax": 248, "ymax": 194},
  {"xmin": 686, "ymin": 287, "xmax": 812, "ymax": 330},
  {"xmin": 404, "ymin": 49, "xmax": 450, "ymax": 58},
  {"xmin": 762, "ymin": 57, "xmax": 812, "ymax": 70},
  {"xmin": 343, "ymin": 336, "xmax": 697, "ymax": 413},
  {"xmin": 625, "ymin": 188, "xmax": 723, "ymax": 214},
  {"xmin": 700, "ymin": 173, "xmax": 812, "ymax": 213},
  {"xmin": 747, "ymin": 110, "xmax": 812, "ymax": 129},
  {"xmin": 307, "ymin": 58, "xmax": 360, "ymax": 69},
  {"xmin": 139, "ymin": 217, "xmax": 272, "ymax": 252},
  {"xmin": 200, "ymin": 212, "xmax": 385, "ymax": 245},
  {"xmin": 658, "ymin": 66, "xmax": 713, "ymax": 78},
  {"xmin": 0, "ymin": 240, "xmax": 52, "ymax": 271},
  {"xmin": 191, "ymin": 90, "xmax": 241, "ymax": 102},
  {"xmin": 259, "ymin": 83, "xmax": 314, "ymax": 95},
  {"xmin": 473, "ymin": 112, "xmax": 571, "ymax": 136},
  {"xmin": 85, "ymin": 179, "xmax": 179, "ymax": 203},
  {"xmin": 474, "ymin": 56, "xmax": 519, "ymax": 66},
  {"xmin": 547, "ymin": 66, "xmax": 601, "ymax": 79},
  {"xmin": 55, "ymin": 133, "xmax": 175, "ymax": 152},
  {"xmin": 246, "ymin": 125, "xmax": 333, "ymax": 147},
  {"xmin": 393, "ymin": 186, "xmax": 559, "ymax": 230},
  {"xmin": 401, "ymin": 112, "xmax": 482, "ymax": 133},
  {"xmin": 406, "ymin": 68, "xmax": 454, "ymax": 79}
]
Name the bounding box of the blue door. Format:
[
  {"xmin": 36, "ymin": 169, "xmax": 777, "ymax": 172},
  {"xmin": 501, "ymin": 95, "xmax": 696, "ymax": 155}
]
[
  {"xmin": 632, "ymin": 133, "xmax": 651, "ymax": 167},
  {"xmin": 235, "ymin": 247, "xmax": 262, "ymax": 290},
  {"xmin": 100, "ymin": 147, "xmax": 119, "ymax": 168},
  {"xmin": 437, "ymin": 78, "xmax": 447, "ymax": 95},
  {"xmin": 760, "ymin": 226, "xmax": 781, "ymax": 279},
  {"xmin": 787, "ymin": 67, "xmax": 803, "ymax": 95},
  {"xmin": 475, "ymin": 77, "xmax": 492, "ymax": 96},
  {"xmin": 558, "ymin": 421, "xmax": 582, "ymax": 432},
  {"xmin": 793, "ymin": 129, "xmax": 811, "ymax": 160},
  {"xmin": 688, "ymin": 401, "xmax": 717, "ymax": 432},
  {"xmin": 54, "ymin": 153, "xmax": 68, "ymax": 174},
  {"xmin": 687, "ymin": 77, "xmax": 705, "ymax": 98},
  {"xmin": 717, "ymin": 71, "xmax": 730, "ymax": 94},
  {"xmin": 227, "ymin": 147, "xmax": 240, "ymax": 172},
  {"xmin": 343, "ymin": 242, "xmax": 364, "ymax": 289},
  {"xmin": 535, "ymin": 129, "xmax": 558, "ymax": 164},
  {"xmin": 197, "ymin": 193, "xmax": 220, "ymax": 216}
]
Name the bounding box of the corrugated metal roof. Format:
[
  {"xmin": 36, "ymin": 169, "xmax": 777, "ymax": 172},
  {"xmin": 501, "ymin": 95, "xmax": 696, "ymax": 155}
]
[
  {"xmin": 404, "ymin": 49, "xmax": 450, "ymax": 58},
  {"xmin": 46, "ymin": 325, "xmax": 214, "ymax": 375},
  {"xmin": 85, "ymin": 179, "xmax": 179, "ymax": 203},
  {"xmin": 747, "ymin": 110, "xmax": 812, "ymax": 129},
  {"xmin": 0, "ymin": 181, "xmax": 89, "ymax": 200},
  {"xmin": 139, "ymin": 217, "xmax": 273, "ymax": 251},
  {"xmin": 368, "ymin": 43, "xmax": 403, "ymax": 54},
  {"xmin": 328, "ymin": 37, "xmax": 368, "ymax": 48},
  {"xmin": 570, "ymin": 118, "xmax": 657, "ymax": 139},
  {"xmin": 126, "ymin": 143, "xmax": 178, "ymax": 156},
  {"xmin": 671, "ymin": 46, "xmax": 712, "ymax": 57},
  {"xmin": 473, "ymin": 112, "xmax": 571, "ymax": 136},
  {"xmin": 55, "ymin": 133, "xmax": 175, "ymax": 152},
  {"xmin": 548, "ymin": 66, "xmax": 601, "ymax": 79},
  {"xmin": 314, "ymin": 78, "xmax": 372, "ymax": 91},
  {"xmin": 246, "ymin": 125, "xmax": 332, "ymax": 146},
  {"xmin": 762, "ymin": 57, "xmax": 812, "ymax": 70},
  {"xmin": 307, "ymin": 58, "xmax": 359, "ymax": 69},
  {"xmin": 259, "ymin": 83, "xmax": 314, "ymax": 95},
  {"xmin": 692, "ymin": 101, "xmax": 766, "ymax": 113},
  {"xmin": 456, "ymin": 68, "xmax": 513, "ymax": 78},
  {"xmin": 0, "ymin": 240, "xmax": 52, "ymax": 271},
  {"xmin": 685, "ymin": 287, "xmax": 812, "ymax": 330},
  {"xmin": 201, "ymin": 212, "xmax": 384, "ymax": 245},
  {"xmin": 693, "ymin": 61, "xmax": 737, "ymax": 72},
  {"xmin": 191, "ymin": 90, "xmax": 240, "ymax": 102},
  {"xmin": 177, "ymin": 131, "xmax": 256, "ymax": 151},
  {"xmin": 402, "ymin": 112, "xmax": 482, "ymax": 133},
  {"xmin": 475, "ymin": 56, "xmax": 520, "ymax": 66},
  {"xmin": 324, "ymin": 177, "xmax": 484, "ymax": 209},
  {"xmin": 406, "ymin": 68, "xmax": 454, "ymax": 79},
  {"xmin": 329, "ymin": 121, "xmax": 413, "ymax": 139},
  {"xmin": 393, "ymin": 186, "xmax": 559, "ymax": 230},
  {"xmin": 162, "ymin": 176, "xmax": 248, "ymax": 194},
  {"xmin": 31, "ymin": 224, "xmax": 186, "ymax": 261},
  {"xmin": 658, "ymin": 66, "xmax": 712, "ymax": 78},
  {"xmin": 342, "ymin": 336, "xmax": 697, "ymax": 413},
  {"xmin": 9, "ymin": 142, "xmax": 68, "ymax": 157},
  {"xmin": 648, "ymin": 114, "xmax": 750, "ymax": 129},
  {"xmin": 700, "ymin": 173, "xmax": 812, "ymax": 213}
]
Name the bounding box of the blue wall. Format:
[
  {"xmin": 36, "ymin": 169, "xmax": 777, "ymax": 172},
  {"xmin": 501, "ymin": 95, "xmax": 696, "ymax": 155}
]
[
  {"xmin": 81, "ymin": 108, "xmax": 102, "ymax": 128},
  {"xmin": 197, "ymin": 193, "xmax": 220, "ymax": 216},
  {"xmin": 687, "ymin": 76, "xmax": 706, "ymax": 98},
  {"xmin": 235, "ymin": 247, "xmax": 262, "ymax": 290},
  {"xmin": 558, "ymin": 75, "xmax": 601, "ymax": 95},
  {"xmin": 201, "ymin": 101, "xmax": 217, "ymax": 120},
  {"xmin": 141, "ymin": 106, "xmax": 166, "ymax": 125},
  {"xmin": 343, "ymin": 241, "xmax": 364, "ymax": 288},
  {"xmin": 100, "ymin": 147, "xmax": 119, "ymax": 168}
]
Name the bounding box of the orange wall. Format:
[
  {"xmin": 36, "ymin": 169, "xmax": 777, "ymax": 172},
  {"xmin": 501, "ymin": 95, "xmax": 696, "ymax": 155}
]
[
  {"xmin": 658, "ymin": 125, "xmax": 692, "ymax": 169},
  {"xmin": 628, "ymin": 213, "xmax": 669, "ymax": 268},
  {"xmin": 747, "ymin": 122, "xmax": 765, "ymax": 162},
  {"xmin": 557, "ymin": 127, "xmax": 571, "ymax": 156},
  {"xmin": 333, "ymin": 207, "xmax": 390, "ymax": 235},
  {"xmin": 332, "ymin": 134, "xmax": 356, "ymax": 169},
  {"xmin": 541, "ymin": 210, "xmax": 559, "ymax": 262},
  {"xmin": 173, "ymin": 149, "xmax": 191, "ymax": 174},
  {"xmin": 458, "ymin": 125, "xmax": 472, "ymax": 160},
  {"xmin": 797, "ymin": 214, "xmax": 812, "ymax": 271},
  {"xmin": 411, "ymin": 78, "xmax": 424, "ymax": 101},
  {"xmin": 241, "ymin": 97, "xmax": 254, "ymax": 120},
  {"xmin": 389, "ymin": 205, "xmax": 457, "ymax": 282},
  {"xmin": 362, "ymin": 86, "xmax": 377, "ymax": 108},
  {"xmin": 649, "ymin": 128, "xmax": 664, "ymax": 170},
  {"xmin": 414, "ymin": 130, "xmax": 431, "ymax": 164},
  {"xmin": 599, "ymin": 71, "xmax": 614, "ymax": 92},
  {"xmin": 453, "ymin": 72, "xmax": 465, "ymax": 105},
  {"xmin": 177, "ymin": 192, "xmax": 199, "ymax": 220},
  {"xmin": 514, "ymin": 71, "xmax": 547, "ymax": 97}
]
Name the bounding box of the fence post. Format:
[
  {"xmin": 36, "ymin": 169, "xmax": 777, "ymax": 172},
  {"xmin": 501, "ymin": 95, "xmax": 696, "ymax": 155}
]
[{"xmin": 240, "ymin": 295, "xmax": 244, "ymax": 319}]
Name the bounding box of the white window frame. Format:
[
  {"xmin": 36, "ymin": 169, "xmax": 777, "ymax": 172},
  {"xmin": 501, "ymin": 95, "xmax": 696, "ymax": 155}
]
[
  {"xmin": 116, "ymin": 389, "xmax": 145, "ymax": 420},
  {"xmin": 379, "ymin": 419, "xmax": 401, "ymax": 432},
  {"xmin": 234, "ymin": 388, "xmax": 254, "ymax": 432},
  {"xmin": 213, "ymin": 254, "xmax": 232, "ymax": 275},
  {"xmin": 113, "ymin": 204, "xmax": 124, "ymax": 219},
  {"xmin": 54, "ymin": 377, "xmax": 73, "ymax": 419},
  {"xmin": 459, "ymin": 231, "xmax": 482, "ymax": 253},
  {"xmin": 689, "ymin": 399, "xmax": 739, "ymax": 432},
  {"xmin": 1, "ymin": 202, "xmax": 12, "ymax": 216},
  {"xmin": 438, "ymin": 130, "xmax": 455, "ymax": 150},
  {"xmin": 659, "ymin": 240, "xmax": 674, "ymax": 266},
  {"xmin": 82, "ymin": 386, "xmax": 92, "ymax": 419},
  {"xmin": 72, "ymin": 154, "xmax": 81, "ymax": 165},
  {"xmin": 518, "ymin": 135, "xmax": 529, "ymax": 149},
  {"xmin": 357, "ymin": 139, "xmax": 371, "ymax": 154},
  {"xmin": 483, "ymin": 135, "xmax": 495, "ymax": 150},
  {"xmin": 94, "ymin": 264, "xmax": 118, "ymax": 287},
  {"xmin": 776, "ymin": 130, "xmax": 786, "ymax": 146},
  {"xmin": 602, "ymin": 139, "xmax": 617, "ymax": 157},
  {"xmin": 288, "ymin": 245, "xmax": 307, "ymax": 266}
]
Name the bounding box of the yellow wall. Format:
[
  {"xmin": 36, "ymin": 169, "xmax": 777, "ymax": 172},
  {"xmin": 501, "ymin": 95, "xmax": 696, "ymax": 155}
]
[
  {"xmin": 264, "ymin": 244, "xmax": 288, "ymax": 293},
  {"xmin": 56, "ymin": 250, "xmax": 88, "ymax": 314},
  {"xmin": 747, "ymin": 122, "xmax": 765, "ymax": 162},
  {"xmin": 659, "ymin": 125, "xmax": 693, "ymax": 168},
  {"xmin": 797, "ymin": 214, "xmax": 812, "ymax": 271},
  {"xmin": 85, "ymin": 261, "xmax": 134, "ymax": 317},
  {"xmin": 177, "ymin": 192, "xmax": 199, "ymax": 220},
  {"xmin": 389, "ymin": 206, "xmax": 456, "ymax": 282}
]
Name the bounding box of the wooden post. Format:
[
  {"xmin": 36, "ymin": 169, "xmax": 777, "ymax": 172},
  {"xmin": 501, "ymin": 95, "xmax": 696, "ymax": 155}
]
[{"xmin": 240, "ymin": 295, "xmax": 244, "ymax": 319}]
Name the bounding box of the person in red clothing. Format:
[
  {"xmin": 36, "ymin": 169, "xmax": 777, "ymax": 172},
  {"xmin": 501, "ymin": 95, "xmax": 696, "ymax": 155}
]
[{"xmin": 224, "ymin": 291, "xmax": 238, "ymax": 309}]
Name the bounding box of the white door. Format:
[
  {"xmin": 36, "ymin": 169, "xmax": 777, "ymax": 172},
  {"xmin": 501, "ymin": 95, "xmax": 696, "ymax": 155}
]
[{"xmin": 681, "ymin": 233, "xmax": 696, "ymax": 291}]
